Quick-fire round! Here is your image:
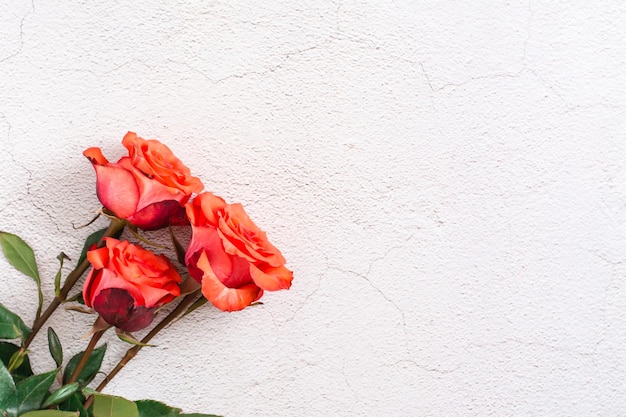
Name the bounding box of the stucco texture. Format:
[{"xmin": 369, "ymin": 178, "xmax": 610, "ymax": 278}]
[{"xmin": 1, "ymin": 1, "xmax": 625, "ymax": 416}]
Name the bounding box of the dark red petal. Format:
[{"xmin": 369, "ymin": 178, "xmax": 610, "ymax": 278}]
[
  {"xmin": 93, "ymin": 288, "xmax": 156, "ymax": 332},
  {"xmin": 127, "ymin": 200, "xmax": 188, "ymax": 230}
]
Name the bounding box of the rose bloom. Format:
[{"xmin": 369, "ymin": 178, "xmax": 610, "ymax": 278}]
[
  {"xmin": 83, "ymin": 238, "xmax": 182, "ymax": 331},
  {"xmin": 185, "ymin": 192, "xmax": 293, "ymax": 312},
  {"xmin": 84, "ymin": 132, "xmax": 204, "ymax": 230}
]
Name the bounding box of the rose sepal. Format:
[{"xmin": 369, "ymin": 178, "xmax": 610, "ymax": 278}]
[{"xmin": 115, "ymin": 329, "xmax": 155, "ymax": 347}]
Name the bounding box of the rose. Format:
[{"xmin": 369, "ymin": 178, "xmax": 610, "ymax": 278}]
[
  {"xmin": 185, "ymin": 192, "xmax": 293, "ymax": 311},
  {"xmin": 84, "ymin": 131, "xmax": 204, "ymax": 230},
  {"xmin": 83, "ymin": 238, "xmax": 182, "ymax": 331}
]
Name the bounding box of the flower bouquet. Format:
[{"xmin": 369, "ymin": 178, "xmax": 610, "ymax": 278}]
[{"xmin": 0, "ymin": 132, "xmax": 293, "ymax": 416}]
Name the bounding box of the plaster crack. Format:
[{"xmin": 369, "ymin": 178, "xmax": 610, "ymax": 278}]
[
  {"xmin": 216, "ymin": 45, "xmax": 320, "ymax": 83},
  {"xmin": 1, "ymin": 113, "xmax": 60, "ymax": 232},
  {"xmin": 390, "ymin": 359, "xmax": 461, "ymax": 376},
  {"xmin": 169, "ymin": 45, "xmax": 320, "ymax": 85},
  {"xmin": 0, "ymin": 113, "xmax": 20, "ymax": 214},
  {"xmin": 1, "ymin": 0, "xmax": 35, "ymax": 62},
  {"xmin": 435, "ymin": 71, "xmax": 525, "ymax": 92},
  {"xmin": 341, "ymin": 353, "xmax": 360, "ymax": 402},
  {"xmin": 329, "ymin": 234, "xmax": 415, "ymax": 353},
  {"xmin": 591, "ymin": 260, "xmax": 622, "ymax": 370},
  {"xmin": 465, "ymin": 338, "xmax": 595, "ymax": 358},
  {"xmin": 419, "ymin": 63, "xmax": 434, "ymax": 92},
  {"xmin": 425, "ymin": 2, "xmax": 534, "ymax": 93},
  {"xmin": 288, "ymin": 243, "xmax": 329, "ymax": 322},
  {"xmin": 58, "ymin": 60, "xmax": 153, "ymax": 77}
]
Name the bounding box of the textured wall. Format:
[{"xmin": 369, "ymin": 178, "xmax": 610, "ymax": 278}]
[{"xmin": 1, "ymin": 1, "xmax": 625, "ymax": 416}]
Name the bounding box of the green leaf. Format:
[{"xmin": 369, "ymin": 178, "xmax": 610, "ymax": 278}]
[
  {"xmin": 134, "ymin": 400, "xmax": 223, "ymax": 417},
  {"xmin": 0, "ymin": 232, "xmax": 40, "ymax": 281},
  {"xmin": 55, "ymin": 252, "xmax": 71, "ymax": 298},
  {"xmin": 0, "ymin": 360, "xmax": 17, "ymax": 416},
  {"xmin": 0, "ymin": 302, "xmax": 31, "ymax": 342},
  {"xmin": 42, "ymin": 382, "xmax": 80, "ymax": 408},
  {"xmin": 48, "ymin": 327, "xmax": 63, "ymax": 368},
  {"xmin": 63, "ymin": 344, "xmax": 106, "ymax": 386},
  {"xmin": 7, "ymin": 348, "xmax": 27, "ymax": 372},
  {"xmin": 20, "ymin": 411, "xmax": 80, "ymax": 417},
  {"xmin": 136, "ymin": 400, "xmax": 181, "ymax": 417},
  {"xmin": 0, "ymin": 232, "xmax": 43, "ymax": 318},
  {"xmin": 0, "ymin": 342, "xmax": 32, "ymax": 382},
  {"xmin": 59, "ymin": 393, "xmax": 88, "ymax": 417},
  {"xmin": 93, "ymin": 394, "xmax": 138, "ymax": 417},
  {"xmin": 14, "ymin": 369, "xmax": 58, "ymax": 415}
]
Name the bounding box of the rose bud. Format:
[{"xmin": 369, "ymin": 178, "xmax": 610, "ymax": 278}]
[
  {"xmin": 84, "ymin": 132, "xmax": 204, "ymax": 230},
  {"xmin": 185, "ymin": 192, "xmax": 293, "ymax": 312},
  {"xmin": 83, "ymin": 238, "xmax": 182, "ymax": 332}
]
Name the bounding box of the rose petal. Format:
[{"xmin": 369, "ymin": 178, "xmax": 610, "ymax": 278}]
[
  {"xmin": 249, "ymin": 263, "xmax": 293, "ymax": 291},
  {"xmin": 218, "ymin": 204, "xmax": 286, "ymax": 267},
  {"xmin": 197, "ymin": 251, "xmax": 261, "ymax": 312},
  {"xmin": 86, "ymin": 246, "xmax": 109, "ymax": 270},
  {"xmin": 117, "ymin": 158, "xmax": 188, "ymax": 211},
  {"xmin": 123, "ymin": 131, "xmax": 204, "ymax": 194},
  {"xmin": 83, "ymin": 147, "xmax": 109, "ymax": 165},
  {"xmin": 82, "ymin": 268, "xmax": 101, "ymax": 308},
  {"xmin": 186, "ymin": 227, "xmax": 233, "ymax": 283},
  {"xmin": 198, "ymin": 192, "xmax": 226, "ymax": 226},
  {"xmin": 89, "ymin": 268, "xmax": 146, "ymax": 306},
  {"xmin": 91, "ymin": 164, "xmax": 140, "ymax": 219},
  {"xmin": 132, "ymin": 284, "xmax": 179, "ymax": 308}
]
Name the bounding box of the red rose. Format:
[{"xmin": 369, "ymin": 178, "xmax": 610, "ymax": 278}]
[
  {"xmin": 84, "ymin": 132, "xmax": 204, "ymax": 230},
  {"xmin": 185, "ymin": 192, "xmax": 293, "ymax": 312},
  {"xmin": 83, "ymin": 238, "xmax": 182, "ymax": 331}
]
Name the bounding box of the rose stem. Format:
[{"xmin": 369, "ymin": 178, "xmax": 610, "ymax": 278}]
[
  {"xmin": 84, "ymin": 290, "xmax": 202, "ymax": 405},
  {"xmin": 23, "ymin": 218, "xmax": 125, "ymax": 349},
  {"xmin": 67, "ymin": 324, "xmax": 109, "ymax": 384}
]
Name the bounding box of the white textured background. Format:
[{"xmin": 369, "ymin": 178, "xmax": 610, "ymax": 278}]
[{"xmin": 1, "ymin": 1, "xmax": 625, "ymax": 416}]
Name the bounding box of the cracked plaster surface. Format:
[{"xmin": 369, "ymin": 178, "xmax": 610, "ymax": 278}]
[{"xmin": 0, "ymin": 1, "xmax": 625, "ymax": 416}]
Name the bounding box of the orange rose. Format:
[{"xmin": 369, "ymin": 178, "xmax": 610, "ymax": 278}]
[
  {"xmin": 185, "ymin": 192, "xmax": 293, "ymax": 311},
  {"xmin": 83, "ymin": 238, "xmax": 182, "ymax": 331},
  {"xmin": 84, "ymin": 132, "xmax": 204, "ymax": 230}
]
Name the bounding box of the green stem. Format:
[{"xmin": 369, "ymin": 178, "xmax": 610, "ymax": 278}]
[
  {"xmin": 23, "ymin": 218, "xmax": 125, "ymax": 349},
  {"xmin": 67, "ymin": 325, "xmax": 108, "ymax": 384}
]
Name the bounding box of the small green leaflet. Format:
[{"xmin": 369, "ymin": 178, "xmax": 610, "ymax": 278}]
[
  {"xmin": 0, "ymin": 232, "xmax": 43, "ymax": 318},
  {"xmin": 55, "ymin": 252, "xmax": 70, "ymax": 298},
  {"xmin": 41, "ymin": 382, "xmax": 80, "ymax": 408},
  {"xmin": 48, "ymin": 327, "xmax": 63, "ymax": 367},
  {"xmin": 0, "ymin": 303, "xmax": 31, "ymax": 342},
  {"xmin": 0, "ymin": 342, "xmax": 33, "ymax": 382}
]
